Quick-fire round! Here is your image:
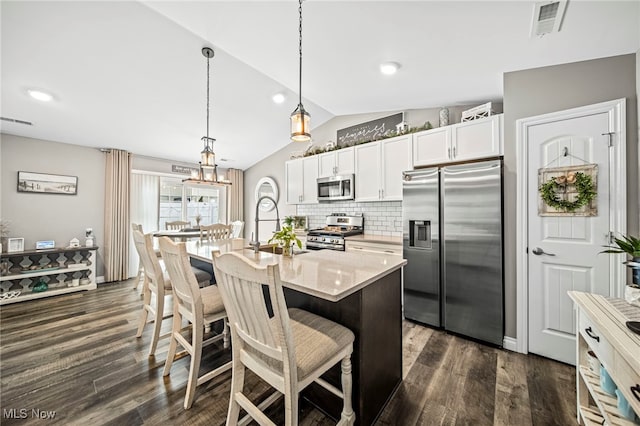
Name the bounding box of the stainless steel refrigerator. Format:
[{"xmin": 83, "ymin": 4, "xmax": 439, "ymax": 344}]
[{"xmin": 402, "ymin": 159, "xmax": 504, "ymax": 346}]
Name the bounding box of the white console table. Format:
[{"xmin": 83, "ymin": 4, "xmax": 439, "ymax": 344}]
[
  {"xmin": 0, "ymin": 246, "xmax": 98, "ymax": 305},
  {"xmin": 569, "ymin": 291, "xmax": 640, "ymax": 425}
]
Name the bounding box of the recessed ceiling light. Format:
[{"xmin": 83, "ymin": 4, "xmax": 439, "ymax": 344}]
[
  {"xmin": 27, "ymin": 89, "xmax": 53, "ymax": 102},
  {"xmin": 272, "ymin": 93, "xmax": 286, "ymax": 104},
  {"xmin": 380, "ymin": 62, "xmax": 400, "ymax": 75}
]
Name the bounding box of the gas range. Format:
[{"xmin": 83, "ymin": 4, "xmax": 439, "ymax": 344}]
[{"xmin": 306, "ymin": 214, "xmax": 364, "ymax": 251}]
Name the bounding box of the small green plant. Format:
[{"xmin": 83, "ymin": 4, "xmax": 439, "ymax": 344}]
[
  {"xmin": 602, "ymin": 234, "xmax": 640, "ymax": 286},
  {"xmin": 268, "ymin": 225, "xmax": 302, "ymax": 256},
  {"xmin": 601, "ymin": 234, "xmax": 640, "ymax": 260}
]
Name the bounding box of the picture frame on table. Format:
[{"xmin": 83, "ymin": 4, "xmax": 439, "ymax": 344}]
[
  {"xmin": 17, "ymin": 171, "xmax": 78, "ymax": 195},
  {"xmin": 7, "ymin": 237, "xmax": 24, "ymax": 253}
]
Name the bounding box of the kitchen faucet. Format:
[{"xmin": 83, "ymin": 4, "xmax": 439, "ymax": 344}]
[{"xmin": 250, "ymin": 195, "xmax": 281, "ymax": 253}]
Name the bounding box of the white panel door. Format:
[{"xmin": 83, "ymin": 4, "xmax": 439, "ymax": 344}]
[
  {"xmin": 355, "ymin": 142, "xmax": 381, "ymax": 202},
  {"xmin": 527, "ymin": 112, "xmax": 612, "ymax": 365},
  {"xmin": 381, "ymin": 135, "xmax": 412, "ymax": 200}
]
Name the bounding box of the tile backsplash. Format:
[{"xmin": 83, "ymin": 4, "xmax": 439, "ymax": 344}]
[{"xmin": 296, "ymin": 201, "xmax": 402, "ymax": 237}]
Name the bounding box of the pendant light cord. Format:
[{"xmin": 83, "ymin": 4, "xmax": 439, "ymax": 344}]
[
  {"xmin": 298, "ymin": 0, "xmax": 303, "ymax": 107},
  {"xmin": 206, "ymin": 54, "xmax": 210, "ymax": 141}
]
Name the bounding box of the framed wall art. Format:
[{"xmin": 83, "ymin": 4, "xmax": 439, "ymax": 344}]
[
  {"xmin": 7, "ymin": 237, "xmax": 24, "ymax": 253},
  {"xmin": 538, "ymin": 164, "xmax": 598, "ymax": 217},
  {"xmin": 17, "ymin": 171, "xmax": 78, "ymax": 195}
]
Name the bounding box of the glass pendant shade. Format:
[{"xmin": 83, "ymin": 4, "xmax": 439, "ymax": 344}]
[
  {"xmin": 290, "ymin": 104, "xmax": 311, "ymax": 142},
  {"xmin": 200, "ymin": 137, "xmax": 216, "ymax": 168}
]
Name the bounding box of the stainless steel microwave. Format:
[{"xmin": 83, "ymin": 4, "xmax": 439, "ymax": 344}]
[{"xmin": 317, "ymin": 174, "xmax": 355, "ymax": 201}]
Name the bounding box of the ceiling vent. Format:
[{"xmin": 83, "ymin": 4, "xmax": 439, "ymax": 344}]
[
  {"xmin": 531, "ymin": 1, "xmax": 567, "ymax": 37},
  {"xmin": 0, "ymin": 116, "xmax": 33, "ymax": 126}
]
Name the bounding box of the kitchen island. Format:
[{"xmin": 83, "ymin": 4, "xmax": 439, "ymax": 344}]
[{"xmin": 183, "ymin": 238, "xmax": 407, "ymax": 426}]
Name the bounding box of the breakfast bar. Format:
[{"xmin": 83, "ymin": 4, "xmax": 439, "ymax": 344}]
[{"xmin": 183, "ymin": 238, "xmax": 407, "ymax": 426}]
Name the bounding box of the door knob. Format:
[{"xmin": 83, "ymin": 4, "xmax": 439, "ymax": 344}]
[{"xmin": 532, "ymin": 247, "xmax": 556, "ymax": 256}]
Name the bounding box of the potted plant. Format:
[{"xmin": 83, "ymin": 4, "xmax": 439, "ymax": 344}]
[
  {"xmin": 268, "ymin": 225, "xmax": 302, "ymax": 257},
  {"xmin": 601, "ymin": 234, "xmax": 640, "ymax": 306}
]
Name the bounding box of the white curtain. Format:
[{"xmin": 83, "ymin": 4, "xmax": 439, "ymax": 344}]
[
  {"xmin": 104, "ymin": 149, "xmax": 132, "ymax": 282},
  {"xmin": 228, "ymin": 168, "xmax": 244, "ymax": 222},
  {"xmin": 129, "ymin": 173, "xmax": 159, "ymax": 277}
]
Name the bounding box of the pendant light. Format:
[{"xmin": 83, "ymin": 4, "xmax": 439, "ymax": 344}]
[
  {"xmin": 200, "ymin": 47, "xmax": 216, "ymax": 180},
  {"xmin": 290, "ymin": 0, "xmax": 311, "ymax": 142},
  {"xmin": 184, "ymin": 47, "xmax": 230, "ymax": 185}
]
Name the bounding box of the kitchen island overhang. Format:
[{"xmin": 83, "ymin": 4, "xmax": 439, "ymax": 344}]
[{"xmin": 183, "ymin": 238, "xmax": 406, "ymax": 425}]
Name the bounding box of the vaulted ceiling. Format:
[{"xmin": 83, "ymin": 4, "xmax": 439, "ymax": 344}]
[{"xmin": 2, "ymin": 1, "xmax": 638, "ymax": 170}]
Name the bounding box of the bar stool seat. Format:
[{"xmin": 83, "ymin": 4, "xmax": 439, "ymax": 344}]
[{"xmin": 250, "ymin": 308, "xmax": 354, "ymax": 380}]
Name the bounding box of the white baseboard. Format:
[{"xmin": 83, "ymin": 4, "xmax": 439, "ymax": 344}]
[
  {"xmin": 502, "ymin": 336, "xmax": 518, "ymax": 352},
  {"xmin": 96, "ymin": 276, "xmax": 105, "ymax": 284}
]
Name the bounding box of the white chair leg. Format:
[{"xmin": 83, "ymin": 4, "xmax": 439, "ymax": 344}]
[
  {"xmin": 133, "ymin": 266, "xmax": 144, "ymax": 289},
  {"xmin": 184, "ymin": 322, "xmax": 203, "ymax": 409},
  {"xmin": 338, "ymin": 356, "xmax": 355, "ymax": 426},
  {"xmin": 163, "ymin": 307, "xmax": 181, "ymax": 377},
  {"xmin": 284, "ymin": 384, "xmax": 299, "ymax": 426},
  {"xmin": 148, "ymin": 293, "xmax": 164, "ymax": 357},
  {"xmin": 222, "ymin": 318, "xmax": 229, "ymax": 349},
  {"xmin": 135, "ymin": 281, "xmax": 151, "ymax": 338},
  {"xmin": 226, "ymin": 357, "xmax": 245, "ymax": 426}
]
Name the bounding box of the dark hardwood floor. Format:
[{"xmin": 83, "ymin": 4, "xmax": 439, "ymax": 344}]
[{"xmin": 0, "ymin": 280, "xmax": 576, "ymax": 425}]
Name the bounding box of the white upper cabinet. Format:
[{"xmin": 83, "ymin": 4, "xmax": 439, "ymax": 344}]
[
  {"xmin": 381, "ymin": 135, "xmax": 413, "ymax": 200},
  {"xmin": 285, "ymin": 156, "xmax": 318, "ymax": 204},
  {"xmin": 412, "ymin": 114, "xmax": 503, "ymax": 167},
  {"xmin": 451, "ymin": 114, "xmax": 502, "ymax": 163},
  {"xmin": 354, "ymin": 142, "xmax": 381, "ymax": 202},
  {"xmin": 318, "ymin": 147, "xmax": 355, "ymax": 178},
  {"xmin": 355, "ymin": 134, "xmax": 412, "ymax": 202},
  {"xmin": 413, "ymin": 127, "xmax": 451, "ymax": 167}
]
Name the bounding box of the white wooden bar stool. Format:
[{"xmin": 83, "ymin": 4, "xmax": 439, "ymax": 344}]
[
  {"xmin": 200, "ymin": 223, "xmax": 232, "ymax": 241},
  {"xmin": 212, "ymin": 251, "xmax": 356, "ymax": 426},
  {"xmin": 166, "ymin": 220, "xmax": 191, "ymax": 230},
  {"xmin": 158, "ymin": 237, "xmax": 230, "ymax": 410},
  {"xmin": 133, "ymin": 230, "xmax": 211, "ymax": 357}
]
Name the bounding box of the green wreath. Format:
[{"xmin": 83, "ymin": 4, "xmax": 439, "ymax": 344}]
[{"xmin": 539, "ymin": 172, "xmax": 596, "ymax": 212}]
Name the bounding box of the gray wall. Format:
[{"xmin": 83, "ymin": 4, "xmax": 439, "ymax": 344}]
[
  {"xmin": 243, "ymin": 105, "xmax": 489, "ymax": 241},
  {"xmin": 503, "ymin": 53, "xmax": 638, "ymax": 339},
  {"xmin": 1, "ymin": 134, "xmax": 106, "ymax": 278}
]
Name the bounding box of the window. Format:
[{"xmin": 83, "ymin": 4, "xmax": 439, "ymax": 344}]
[{"xmin": 158, "ymin": 177, "xmax": 227, "ymax": 229}]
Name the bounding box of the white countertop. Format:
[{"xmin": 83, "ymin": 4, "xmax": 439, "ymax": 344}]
[
  {"xmin": 345, "ymin": 234, "xmax": 403, "ymax": 245},
  {"xmin": 181, "ymin": 238, "xmax": 406, "ymax": 302}
]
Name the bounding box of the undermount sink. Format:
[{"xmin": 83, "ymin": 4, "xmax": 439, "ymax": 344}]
[{"xmin": 245, "ymin": 245, "xmax": 309, "ymax": 255}]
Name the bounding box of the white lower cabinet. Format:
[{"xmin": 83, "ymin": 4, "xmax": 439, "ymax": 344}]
[
  {"xmin": 285, "ymin": 156, "xmax": 318, "ymax": 204},
  {"xmin": 354, "ymin": 135, "xmax": 412, "ymax": 202},
  {"xmin": 569, "ymin": 291, "xmax": 640, "ymax": 426}
]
